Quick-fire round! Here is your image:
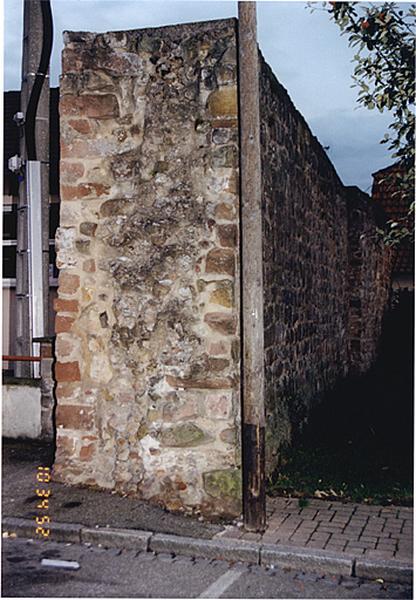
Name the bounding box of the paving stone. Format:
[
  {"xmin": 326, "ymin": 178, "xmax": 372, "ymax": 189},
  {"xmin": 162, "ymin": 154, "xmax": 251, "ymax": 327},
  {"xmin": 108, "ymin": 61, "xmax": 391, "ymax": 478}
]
[
  {"xmin": 298, "ymin": 518, "xmax": 318, "ymax": 528},
  {"xmin": 347, "ymin": 517, "xmax": 368, "ymax": 525},
  {"xmin": 306, "ymin": 540, "xmax": 328, "ymax": 549},
  {"xmin": 219, "ymin": 528, "xmax": 243, "ymax": 540},
  {"xmin": 367, "ymin": 517, "xmax": 385, "ymax": 525},
  {"xmin": 381, "ymin": 507, "xmax": 399, "ymax": 515},
  {"xmin": 346, "ymin": 546, "xmax": 365, "ymax": 555},
  {"xmin": 365, "ymin": 549, "xmax": 395, "ymax": 560},
  {"xmin": 362, "ymin": 528, "xmax": 384, "ymax": 536},
  {"xmin": 358, "ymin": 533, "xmax": 379, "ymax": 541},
  {"xmin": 326, "ymin": 542, "xmax": 347, "ymax": 552},
  {"xmin": 241, "ymin": 532, "xmax": 262, "ymax": 542},
  {"xmin": 261, "ymin": 532, "xmax": 280, "ymax": 543},
  {"xmin": 318, "ymin": 524, "xmax": 344, "ymax": 533},
  {"xmin": 299, "ymin": 509, "xmax": 318, "ymax": 519},
  {"xmin": 310, "ymin": 532, "xmax": 331, "ymax": 542},
  {"xmin": 252, "ymin": 498, "xmax": 413, "ymax": 577}
]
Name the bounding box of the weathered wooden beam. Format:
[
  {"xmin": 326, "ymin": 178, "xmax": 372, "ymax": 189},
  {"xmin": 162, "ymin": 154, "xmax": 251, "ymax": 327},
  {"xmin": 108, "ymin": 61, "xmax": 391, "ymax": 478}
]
[{"xmin": 238, "ymin": 1, "xmax": 266, "ymax": 532}]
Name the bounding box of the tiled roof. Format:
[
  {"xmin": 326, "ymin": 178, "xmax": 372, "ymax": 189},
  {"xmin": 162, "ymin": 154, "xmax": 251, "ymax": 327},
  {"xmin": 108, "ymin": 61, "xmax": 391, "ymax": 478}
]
[{"xmin": 372, "ymin": 163, "xmax": 414, "ymax": 276}]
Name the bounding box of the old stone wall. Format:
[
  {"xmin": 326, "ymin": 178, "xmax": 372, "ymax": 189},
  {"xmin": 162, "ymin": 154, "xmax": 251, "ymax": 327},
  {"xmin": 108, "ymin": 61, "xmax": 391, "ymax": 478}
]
[
  {"xmin": 54, "ymin": 19, "xmax": 242, "ymax": 517},
  {"xmin": 259, "ymin": 57, "xmax": 350, "ymax": 473},
  {"xmin": 346, "ymin": 187, "xmax": 392, "ymax": 374},
  {"xmin": 54, "ymin": 17, "xmax": 393, "ymax": 514},
  {"xmin": 259, "ymin": 57, "xmax": 393, "ymax": 475}
]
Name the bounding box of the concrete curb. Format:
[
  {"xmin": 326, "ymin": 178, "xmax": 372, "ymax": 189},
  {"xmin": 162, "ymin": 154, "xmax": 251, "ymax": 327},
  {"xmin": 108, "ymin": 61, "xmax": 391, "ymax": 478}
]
[
  {"xmin": 2, "ymin": 517, "xmax": 412, "ymax": 585},
  {"xmin": 149, "ymin": 533, "xmax": 260, "ymax": 564},
  {"xmin": 355, "ymin": 557, "xmax": 413, "ymax": 585},
  {"xmin": 3, "ymin": 517, "xmax": 82, "ymax": 543},
  {"xmin": 261, "ymin": 543, "xmax": 354, "ymax": 577},
  {"xmin": 81, "ymin": 527, "xmax": 151, "ymax": 551}
]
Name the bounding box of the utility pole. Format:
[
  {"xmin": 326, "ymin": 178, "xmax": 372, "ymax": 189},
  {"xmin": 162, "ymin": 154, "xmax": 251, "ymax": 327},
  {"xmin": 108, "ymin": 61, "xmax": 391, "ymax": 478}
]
[
  {"xmin": 238, "ymin": 1, "xmax": 266, "ymax": 532},
  {"xmin": 15, "ymin": 0, "xmax": 50, "ymax": 377}
]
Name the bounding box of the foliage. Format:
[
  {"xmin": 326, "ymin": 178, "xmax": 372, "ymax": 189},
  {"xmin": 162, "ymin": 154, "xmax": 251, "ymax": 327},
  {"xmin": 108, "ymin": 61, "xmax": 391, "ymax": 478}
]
[
  {"xmin": 313, "ymin": 2, "xmax": 415, "ymax": 243},
  {"xmin": 267, "ymin": 445, "xmax": 413, "ymax": 506}
]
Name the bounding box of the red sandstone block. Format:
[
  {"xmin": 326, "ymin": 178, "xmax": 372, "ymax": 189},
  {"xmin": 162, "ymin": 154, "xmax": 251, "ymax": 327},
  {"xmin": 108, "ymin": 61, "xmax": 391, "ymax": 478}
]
[
  {"xmin": 56, "ymin": 404, "xmax": 94, "ymax": 430},
  {"xmin": 205, "ymin": 248, "xmax": 235, "ymax": 276},
  {"xmin": 55, "ymin": 432, "xmax": 76, "ymax": 459},
  {"xmin": 205, "ymin": 393, "xmax": 232, "ymax": 419},
  {"xmin": 56, "ymin": 337, "xmax": 77, "ymax": 359},
  {"xmin": 58, "ymin": 272, "xmax": 80, "ymax": 295},
  {"xmin": 79, "ymin": 443, "xmax": 95, "ymax": 461},
  {"xmin": 60, "ymin": 161, "xmax": 85, "ymax": 182},
  {"xmin": 82, "ymin": 259, "xmax": 96, "ymax": 273},
  {"xmin": 214, "ymin": 203, "xmax": 236, "ymax": 221},
  {"xmin": 61, "ymin": 139, "xmax": 114, "ymax": 159},
  {"xmin": 56, "ymin": 382, "xmax": 76, "ymax": 397},
  {"xmin": 61, "ymin": 182, "xmax": 110, "ymax": 201},
  {"xmin": 217, "ymin": 224, "xmax": 237, "ymax": 248},
  {"xmin": 54, "ymin": 298, "xmax": 79, "ymax": 313},
  {"xmin": 55, "ymin": 315, "xmax": 75, "ymax": 334},
  {"xmin": 204, "ymin": 313, "xmax": 237, "ymax": 335},
  {"xmin": 55, "ymin": 361, "xmax": 81, "ymax": 382},
  {"xmin": 60, "ymin": 94, "xmax": 119, "ymax": 119},
  {"xmin": 68, "ymin": 119, "xmax": 92, "ymax": 134},
  {"xmin": 211, "ymin": 117, "xmax": 238, "ymax": 129}
]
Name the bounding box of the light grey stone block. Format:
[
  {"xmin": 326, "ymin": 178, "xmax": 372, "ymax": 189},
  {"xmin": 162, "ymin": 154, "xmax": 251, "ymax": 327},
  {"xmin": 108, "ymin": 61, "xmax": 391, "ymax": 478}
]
[
  {"xmin": 149, "ymin": 533, "xmax": 260, "ymax": 564},
  {"xmin": 81, "ymin": 527, "xmax": 151, "ymax": 550},
  {"xmin": 355, "ymin": 558, "xmax": 413, "ymax": 585},
  {"xmin": 2, "ymin": 517, "xmax": 82, "ymax": 543},
  {"xmin": 260, "ymin": 543, "xmax": 354, "ymax": 576}
]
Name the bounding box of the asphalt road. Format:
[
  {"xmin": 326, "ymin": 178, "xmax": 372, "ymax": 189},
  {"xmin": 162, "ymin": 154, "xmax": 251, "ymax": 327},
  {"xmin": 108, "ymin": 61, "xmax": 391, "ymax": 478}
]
[
  {"xmin": 2, "ymin": 537, "xmax": 412, "ymax": 598},
  {"xmin": 2, "ymin": 439, "xmax": 221, "ymax": 539}
]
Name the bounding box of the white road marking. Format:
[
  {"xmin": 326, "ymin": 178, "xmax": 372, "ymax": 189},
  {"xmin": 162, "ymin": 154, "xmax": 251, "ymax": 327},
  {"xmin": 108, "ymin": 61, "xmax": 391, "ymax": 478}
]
[
  {"xmin": 199, "ymin": 567, "xmax": 244, "ymax": 598},
  {"xmin": 40, "ymin": 558, "xmax": 80, "ymax": 570}
]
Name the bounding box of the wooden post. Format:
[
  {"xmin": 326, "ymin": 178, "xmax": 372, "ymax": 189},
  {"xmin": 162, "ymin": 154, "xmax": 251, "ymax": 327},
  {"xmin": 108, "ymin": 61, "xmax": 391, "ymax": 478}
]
[{"xmin": 238, "ymin": 1, "xmax": 266, "ymax": 532}]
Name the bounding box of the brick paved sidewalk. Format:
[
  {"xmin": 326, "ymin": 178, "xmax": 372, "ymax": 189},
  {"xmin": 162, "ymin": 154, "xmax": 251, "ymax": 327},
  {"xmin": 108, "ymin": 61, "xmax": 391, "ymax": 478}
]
[{"xmin": 219, "ymin": 497, "xmax": 413, "ymax": 563}]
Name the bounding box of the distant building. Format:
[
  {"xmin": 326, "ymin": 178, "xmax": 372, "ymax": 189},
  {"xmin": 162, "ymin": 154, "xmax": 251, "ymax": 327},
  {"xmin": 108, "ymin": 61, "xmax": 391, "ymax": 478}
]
[{"xmin": 2, "ymin": 89, "xmax": 60, "ymax": 376}]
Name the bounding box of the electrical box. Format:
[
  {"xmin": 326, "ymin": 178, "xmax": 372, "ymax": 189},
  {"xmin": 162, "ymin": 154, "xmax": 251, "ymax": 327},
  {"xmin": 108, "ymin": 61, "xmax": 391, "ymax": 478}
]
[{"xmin": 8, "ymin": 155, "xmax": 23, "ymax": 173}]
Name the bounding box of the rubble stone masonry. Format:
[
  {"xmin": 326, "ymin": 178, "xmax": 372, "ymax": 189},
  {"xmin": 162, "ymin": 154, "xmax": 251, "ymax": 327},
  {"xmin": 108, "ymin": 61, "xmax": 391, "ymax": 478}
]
[
  {"xmin": 346, "ymin": 187, "xmax": 392, "ymax": 374},
  {"xmin": 259, "ymin": 57, "xmax": 391, "ymax": 475},
  {"xmin": 55, "ymin": 19, "xmax": 392, "ymax": 516},
  {"xmin": 55, "ymin": 19, "xmax": 242, "ymax": 517},
  {"xmin": 260, "ymin": 58, "xmax": 350, "ymax": 473}
]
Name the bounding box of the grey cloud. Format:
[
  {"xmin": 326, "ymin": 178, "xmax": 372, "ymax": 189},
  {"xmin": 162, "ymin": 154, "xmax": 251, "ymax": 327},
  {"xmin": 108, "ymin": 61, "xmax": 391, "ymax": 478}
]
[{"xmin": 4, "ymin": 0, "xmax": 396, "ymax": 191}]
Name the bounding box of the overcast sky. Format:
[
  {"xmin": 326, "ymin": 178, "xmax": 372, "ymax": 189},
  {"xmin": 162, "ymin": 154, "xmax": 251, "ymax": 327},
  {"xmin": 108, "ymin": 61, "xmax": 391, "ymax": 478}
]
[{"xmin": 3, "ymin": 0, "xmax": 395, "ymax": 192}]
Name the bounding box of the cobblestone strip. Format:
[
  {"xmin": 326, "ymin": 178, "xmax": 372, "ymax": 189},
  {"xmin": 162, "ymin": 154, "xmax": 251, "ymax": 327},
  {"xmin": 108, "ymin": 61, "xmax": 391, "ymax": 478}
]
[{"xmin": 231, "ymin": 498, "xmax": 413, "ymax": 563}]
